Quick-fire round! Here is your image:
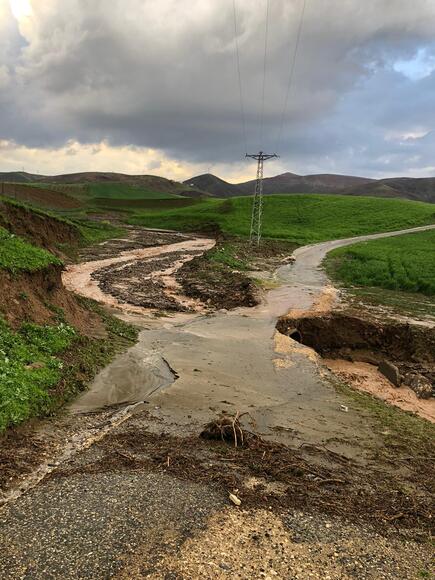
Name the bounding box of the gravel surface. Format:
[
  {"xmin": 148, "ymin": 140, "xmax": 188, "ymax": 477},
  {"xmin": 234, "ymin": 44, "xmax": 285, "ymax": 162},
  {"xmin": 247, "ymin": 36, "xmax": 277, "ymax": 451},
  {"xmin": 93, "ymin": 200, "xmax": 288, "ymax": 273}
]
[
  {"xmin": 138, "ymin": 508, "xmax": 434, "ymax": 580},
  {"xmin": 0, "ymin": 472, "xmax": 224, "ymax": 579}
]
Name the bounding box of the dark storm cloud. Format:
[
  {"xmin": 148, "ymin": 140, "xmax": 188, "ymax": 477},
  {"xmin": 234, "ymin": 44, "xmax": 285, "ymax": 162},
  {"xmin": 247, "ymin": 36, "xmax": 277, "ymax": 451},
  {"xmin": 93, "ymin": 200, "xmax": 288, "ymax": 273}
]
[{"xmin": 2, "ymin": 0, "xmax": 435, "ymax": 175}]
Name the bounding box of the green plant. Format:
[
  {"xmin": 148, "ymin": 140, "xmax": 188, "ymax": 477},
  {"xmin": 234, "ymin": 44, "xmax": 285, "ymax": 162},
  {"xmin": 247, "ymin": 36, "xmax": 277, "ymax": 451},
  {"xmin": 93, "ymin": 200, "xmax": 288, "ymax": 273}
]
[
  {"xmin": 0, "ymin": 319, "xmax": 77, "ymax": 431},
  {"xmin": 325, "ymin": 229, "xmax": 435, "ymax": 296},
  {"xmin": 0, "ymin": 227, "xmax": 62, "ymax": 273}
]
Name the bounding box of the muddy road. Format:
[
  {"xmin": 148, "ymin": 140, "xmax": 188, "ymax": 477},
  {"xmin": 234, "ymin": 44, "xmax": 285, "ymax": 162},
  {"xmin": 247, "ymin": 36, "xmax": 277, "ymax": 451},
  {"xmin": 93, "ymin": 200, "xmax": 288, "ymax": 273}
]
[
  {"xmin": 67, "ymin": 223, "xmax": 435, "ymax": 440},
  {"xmin": 1, "ymin": 225, "xmax": 434, "ymax": 579}
]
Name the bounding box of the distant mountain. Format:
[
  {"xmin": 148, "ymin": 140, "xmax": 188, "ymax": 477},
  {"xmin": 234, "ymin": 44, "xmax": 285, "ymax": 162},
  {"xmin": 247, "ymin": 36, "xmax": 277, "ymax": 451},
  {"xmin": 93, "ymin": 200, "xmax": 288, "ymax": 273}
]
[
  {"xmin": 186, "ymin": 172, "xmax": 435, "ymax": 203},
  {"xmin": 347, "ymin": 177, "xmax": 435, "ymax": 204},
  {"xmin": 183, "ymin": 174, "xmax": 243, "ymax": 197},
  {"xmin": 0, "ymin": 171, "xmax": 207, "ymax": 197},
  {"xmin": 0, "ymin": 171, "xmax": 43, "ymax": 183},
  {"xmin": 236, "ymin": 172, "xmax": 374, "ymax": 195},
  {"xmin": 2, "ymin": 170, "xmax": 435, "ymax": 204}
]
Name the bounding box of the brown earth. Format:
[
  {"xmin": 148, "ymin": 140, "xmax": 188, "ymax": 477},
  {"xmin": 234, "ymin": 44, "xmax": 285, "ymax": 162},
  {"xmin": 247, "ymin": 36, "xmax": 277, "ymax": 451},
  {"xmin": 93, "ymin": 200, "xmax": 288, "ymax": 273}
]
[
  {"xmin": 176, "ymin": 238, "xmax": 297, "ymax": 310},
  {"xmin": 277, "ymin": 310, "xmax": 435, "ymax": 417},
  {"xmin": 277, "ymin": 311, "xmax": 435, "ymax": 382},
  {"xmin": 278, "ymin": 311, "xmax": 435, "ymax": 362},
  {"xmin": 0, "ymin": 199, "xmax": 81, "ymax": 256},
  {"xmin": 0, "ymin": 265, "xmax": 103, "ymax": 336},
  {"xmin": 1, "ymin": 183, "xmax": 81, "ymax": 210},
  {"xmin": 177, "ymin": 254, "xmax": 260, "ymax": 309}
]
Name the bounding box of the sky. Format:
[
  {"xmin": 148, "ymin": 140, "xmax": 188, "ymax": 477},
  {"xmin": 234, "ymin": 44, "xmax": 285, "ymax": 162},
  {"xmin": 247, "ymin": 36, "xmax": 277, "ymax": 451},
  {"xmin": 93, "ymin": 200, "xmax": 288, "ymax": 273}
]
[{"xmin": 2, "ymin": 0, "xmax": 435, "ymax": 182}]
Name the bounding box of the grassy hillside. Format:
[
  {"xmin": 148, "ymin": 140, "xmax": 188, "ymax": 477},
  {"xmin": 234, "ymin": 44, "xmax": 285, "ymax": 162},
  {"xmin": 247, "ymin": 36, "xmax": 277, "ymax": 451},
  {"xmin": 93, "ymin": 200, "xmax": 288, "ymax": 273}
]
[
  {"xmin": 129, "ymin": 195, "xmax": 435, "ymax": 244},
  {"xmin": 79, "ymin": 183, "xmax": 182, "ymax": 200},
  {"xmin": 0, "ymin": 227, "xmax": 62, "ymax": 273},
  {"xmin": 0, "ymin": 196, "xmax": 123, "ymax": 255},
  {"xmin": 325, "ymin": 229, "xmax": 435, "ymax": 296}
]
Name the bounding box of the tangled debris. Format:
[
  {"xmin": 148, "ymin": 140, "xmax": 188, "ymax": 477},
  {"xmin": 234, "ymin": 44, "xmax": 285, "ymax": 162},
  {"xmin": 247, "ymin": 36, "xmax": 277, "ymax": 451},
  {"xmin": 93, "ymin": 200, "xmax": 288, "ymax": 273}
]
[
  {"xmin": 48, "ymin": 412, "xmax": 434, "ymax": 536},
  {"xmin": 200, "ymin": 412, "xmax": 255, "ymax": 447}
]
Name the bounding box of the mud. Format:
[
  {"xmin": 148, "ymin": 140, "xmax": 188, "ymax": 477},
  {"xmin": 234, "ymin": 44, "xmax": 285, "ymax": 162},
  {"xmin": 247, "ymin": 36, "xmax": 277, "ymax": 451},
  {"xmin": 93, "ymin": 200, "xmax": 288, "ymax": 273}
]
[
  {"xmin": 78, "ymin": 226, "xmax": 189, "ymax": 262},
  {"xmin": 325, "ymin": 360, "xmax": 435, "ymax": 422},
  {"xmin": 278, "ymin": 312, "xmax": 435, "ymax": 401},
  {"xmin": 176, "ymin": 252, "xmax": 260, "ymax": 309},
  {"xmin": 91, "ymin": 251, "xmax": 204, "ymax": 311},
  {"xmin": 63, "ymin": 235, "xmax": 215, "ymax": 316}
]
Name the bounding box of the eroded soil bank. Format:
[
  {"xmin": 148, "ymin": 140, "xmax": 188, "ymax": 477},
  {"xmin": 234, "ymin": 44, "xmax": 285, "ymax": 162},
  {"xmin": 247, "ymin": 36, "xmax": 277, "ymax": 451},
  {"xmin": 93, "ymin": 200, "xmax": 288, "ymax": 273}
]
[{"xmin": 277, "ymin": 310, "xmax": 435, "ymax": 420}]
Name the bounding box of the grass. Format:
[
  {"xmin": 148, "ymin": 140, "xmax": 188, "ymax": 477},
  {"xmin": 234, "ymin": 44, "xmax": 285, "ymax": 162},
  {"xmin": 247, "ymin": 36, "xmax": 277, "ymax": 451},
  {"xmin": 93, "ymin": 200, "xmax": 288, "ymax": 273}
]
[
  {"xmin": 207, "ymin": 243, "xmax": 250, "ymax": 270},
  {"xmin": 325, "ymin": 229, "xmax": 435, "ymax": 296},
  {"xmin": 344, "ymin": 287, "xmax": 435, "ymax": 319},
  {"xmin": 0, "ymin": 227, "xmax": 62, "ymax": 273},
  {"xmin": 0, "ymin": 300, "xmax": 138, "ymax": 433},
  {"xmin": 129, "ymin": 195, "xmax": 435, "ymax": 243},
  {"xmin": 85, "ymin": 183, "xmax": 180, "ymax": 200},
  {"xmin": 74, "ymin": 219, "xmax": 125, "ymax": 245},
  {"xmin": 0, "ymin": 319, "xmax": 77, "ymax": 431}
]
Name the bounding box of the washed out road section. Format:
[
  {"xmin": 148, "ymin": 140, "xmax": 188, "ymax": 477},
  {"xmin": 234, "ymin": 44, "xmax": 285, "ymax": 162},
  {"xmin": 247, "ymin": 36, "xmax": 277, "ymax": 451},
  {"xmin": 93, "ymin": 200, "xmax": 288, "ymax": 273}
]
[{"xmin": 70, "ymin": 224, "xmax": 435, "ymax": 453}]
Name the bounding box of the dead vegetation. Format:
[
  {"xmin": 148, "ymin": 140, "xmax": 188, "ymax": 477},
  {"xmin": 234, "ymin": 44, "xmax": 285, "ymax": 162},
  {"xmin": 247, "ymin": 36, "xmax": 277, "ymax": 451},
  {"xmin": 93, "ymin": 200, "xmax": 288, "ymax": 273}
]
[
  {"xmin": 200, "ymin": 412, "xmax": 255, "ymax": 447},
  {"xmin": 48, "ymin": 412, "xmax": 434, "ymax": 537}
]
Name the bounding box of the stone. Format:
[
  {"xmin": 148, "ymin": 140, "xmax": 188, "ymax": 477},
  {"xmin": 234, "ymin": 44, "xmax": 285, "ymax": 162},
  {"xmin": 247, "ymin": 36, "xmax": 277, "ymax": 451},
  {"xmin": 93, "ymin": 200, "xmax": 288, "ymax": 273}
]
[
  {"xmin": 403, "ymin": 372, "xmax": 433, "ymax": 399},
  {"xmin": 25, "ymin": 361, "xmax": 45, "ymax": 370},
  {"xmin": 378, "ymin": 361, "xmax": 401, "ymax": 387}
]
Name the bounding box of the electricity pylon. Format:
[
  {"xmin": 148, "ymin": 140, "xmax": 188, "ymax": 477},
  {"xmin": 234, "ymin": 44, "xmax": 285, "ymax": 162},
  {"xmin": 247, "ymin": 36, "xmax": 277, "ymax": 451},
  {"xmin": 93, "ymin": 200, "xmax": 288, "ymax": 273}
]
[{"xmin": 246, "ymin": 151, "xmax": 278, "ymax": 245}]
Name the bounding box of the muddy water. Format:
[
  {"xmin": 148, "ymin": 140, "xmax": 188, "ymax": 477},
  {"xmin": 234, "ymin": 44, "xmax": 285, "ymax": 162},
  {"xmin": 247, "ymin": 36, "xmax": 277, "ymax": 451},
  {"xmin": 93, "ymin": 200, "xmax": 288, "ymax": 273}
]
[
  {"xmin": 63, "ymin": 237, "xmax": 215, "ymax": 315},
  {"xmin": 68, "ymin": 224, "xmax": 435, "ymax": 455}
]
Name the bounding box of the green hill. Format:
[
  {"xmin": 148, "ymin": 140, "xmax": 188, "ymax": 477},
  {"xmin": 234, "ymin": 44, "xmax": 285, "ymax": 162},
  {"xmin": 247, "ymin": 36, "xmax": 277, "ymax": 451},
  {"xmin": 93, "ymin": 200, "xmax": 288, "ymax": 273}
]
[{"xmin": 129, "ymin": 194, "xmax": 435, "ymax": 244}]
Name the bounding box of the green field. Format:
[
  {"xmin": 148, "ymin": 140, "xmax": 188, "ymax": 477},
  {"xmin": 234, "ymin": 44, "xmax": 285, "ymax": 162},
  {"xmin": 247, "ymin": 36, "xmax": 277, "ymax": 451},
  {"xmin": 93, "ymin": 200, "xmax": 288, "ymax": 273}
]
[
  {"xmin": 325, "ymin": 229, "xmax": 435, "ymax": 296},
  {"xmin": 83, "ymin": 183, "xmax": 181, "ymax": 200},
  {"xmin": 29, "ymin": 181, "xmax": 184, "ymax": 202},
  {"xmin": 129, "ymin": 195, "xmax": 435, "ymax": 244}
]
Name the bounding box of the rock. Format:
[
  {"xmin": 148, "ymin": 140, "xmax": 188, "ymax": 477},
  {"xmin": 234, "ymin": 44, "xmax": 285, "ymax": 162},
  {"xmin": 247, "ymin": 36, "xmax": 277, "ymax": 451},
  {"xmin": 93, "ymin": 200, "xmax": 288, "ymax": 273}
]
[
  {"xmin": 229, "ymin": 493, "xmax": 241, "ymax": 506},
  {"xmin": 378, "ymin": 361, "xmax": 401, "ymax": 387},
  {"xmin": 403, "ymin": 372, "xmax": 433, "ymax": 399},
  {"xmin": 25, "ymin": 362, "xmax": 45, "ymax": 370}
]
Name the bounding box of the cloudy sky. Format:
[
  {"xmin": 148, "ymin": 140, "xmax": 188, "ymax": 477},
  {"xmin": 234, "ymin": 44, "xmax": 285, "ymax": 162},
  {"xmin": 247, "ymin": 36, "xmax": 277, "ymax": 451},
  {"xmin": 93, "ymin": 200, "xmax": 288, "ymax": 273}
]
[{"xmin": 2, "ymin": 0, "xmax": 435, "ymax": 181}]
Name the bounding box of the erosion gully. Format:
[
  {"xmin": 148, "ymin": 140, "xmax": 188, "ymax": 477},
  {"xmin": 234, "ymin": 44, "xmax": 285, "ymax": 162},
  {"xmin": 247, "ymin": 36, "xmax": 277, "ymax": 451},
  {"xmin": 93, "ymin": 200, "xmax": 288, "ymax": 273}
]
[{"xmin": 65, "ymin": 223, "xmax": 435, "ymax": 451}]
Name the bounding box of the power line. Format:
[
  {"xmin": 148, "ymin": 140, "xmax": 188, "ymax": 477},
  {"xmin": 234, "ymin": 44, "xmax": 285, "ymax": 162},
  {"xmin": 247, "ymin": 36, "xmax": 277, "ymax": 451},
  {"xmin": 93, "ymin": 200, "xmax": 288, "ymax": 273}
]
[
  {"xmin": 276, "ymin": 0, "xmax": 307, "ymax": 151},
  {"xmin": 259, "ymin": 0, "xmax": 271, "ymax": 149},
  {"xmin": 232, "ymin": 0, "xmax": 248, "ymax": 154}
]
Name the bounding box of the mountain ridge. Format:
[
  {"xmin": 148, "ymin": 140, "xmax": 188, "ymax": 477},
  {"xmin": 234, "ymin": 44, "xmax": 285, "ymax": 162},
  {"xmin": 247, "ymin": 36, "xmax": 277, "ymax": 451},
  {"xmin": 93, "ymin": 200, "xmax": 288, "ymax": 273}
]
[
  {"xmin": 2, "ymin": 170, "xmax": 435, "ymax": 203},
  {"xmin": 185, "ymin": 172, "xmax": 435, "ymax": 203}
]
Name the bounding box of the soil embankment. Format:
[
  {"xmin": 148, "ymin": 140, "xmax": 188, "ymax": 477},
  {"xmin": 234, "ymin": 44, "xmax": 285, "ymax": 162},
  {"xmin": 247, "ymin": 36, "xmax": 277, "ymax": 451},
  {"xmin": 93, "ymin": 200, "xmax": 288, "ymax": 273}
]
[
  {"xmin": 0, "ymin": 264, "xmax": 101, "ymax": 334},
  {"xmin": 0, "ymin": 199, "xmax": 81, "ymax": 257},
  {"xmin": 277, "ymin": 311, "xmax": 435, "ymax": 421}
]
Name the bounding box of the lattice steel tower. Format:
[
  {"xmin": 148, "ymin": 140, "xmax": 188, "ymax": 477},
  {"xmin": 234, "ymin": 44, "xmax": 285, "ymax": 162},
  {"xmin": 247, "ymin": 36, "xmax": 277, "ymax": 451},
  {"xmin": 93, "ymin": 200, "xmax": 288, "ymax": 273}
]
[{"xmin": 246, "ymin": 151, "xmax": 278, "ymax": 245}]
